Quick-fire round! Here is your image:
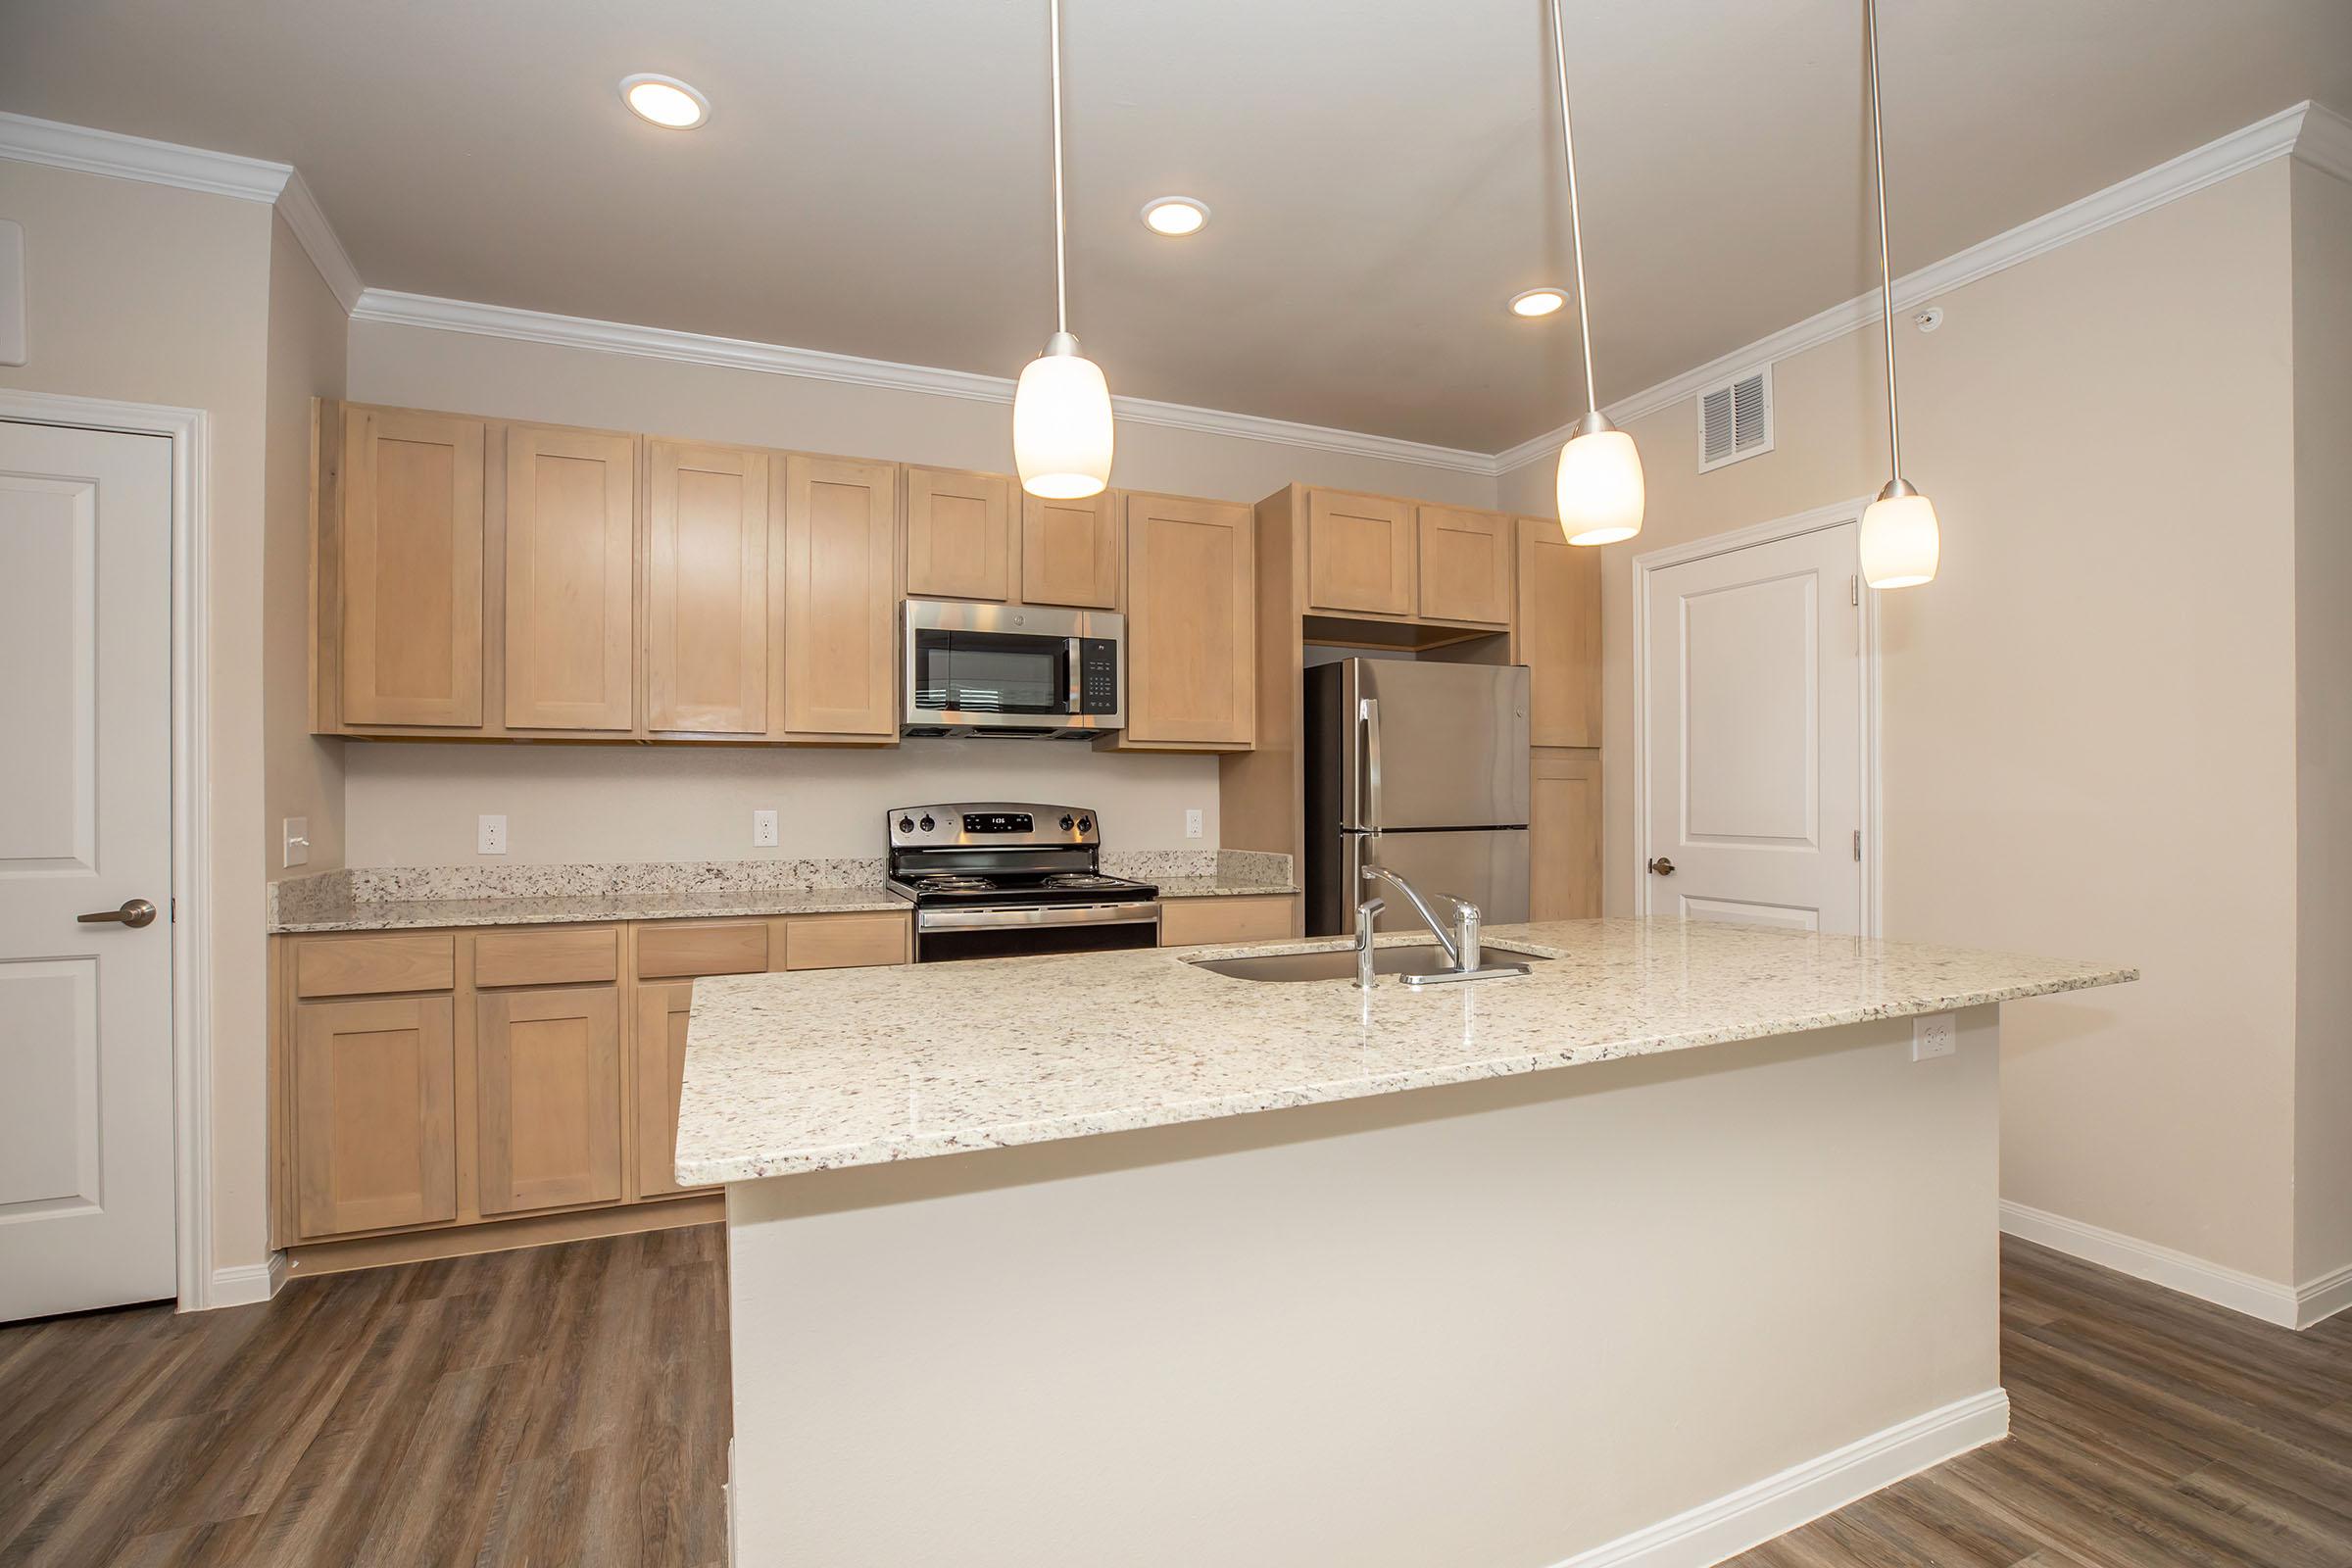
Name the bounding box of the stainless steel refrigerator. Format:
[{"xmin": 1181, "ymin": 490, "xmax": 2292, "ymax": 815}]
[{"xmin": 1302, "ymin": 659, "xmax": 1531, "ymax": 937}]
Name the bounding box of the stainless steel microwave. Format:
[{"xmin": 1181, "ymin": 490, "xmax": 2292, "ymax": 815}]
[{"xmin": 901, "ymin": 599, "xmax": 1125, "ymax": 738}]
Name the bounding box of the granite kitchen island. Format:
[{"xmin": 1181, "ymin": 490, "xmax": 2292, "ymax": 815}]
[{"xmin": 677, "ymin": 918, "xmax": 2132, "ymax": 1568}]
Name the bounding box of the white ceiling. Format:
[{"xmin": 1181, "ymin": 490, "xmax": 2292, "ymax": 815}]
[{"xmin": 3, "ymin": 0, "xmax": 2346, "ymax": 451}]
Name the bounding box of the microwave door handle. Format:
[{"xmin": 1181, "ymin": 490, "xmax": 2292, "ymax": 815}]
[
  {"xmin": 1067, "ymin": 636, "xmax": 1082, "ymax": 715},
  {"xmin": 1360, "ymin": 696, "xmax": 1383, "ymax": 833}
]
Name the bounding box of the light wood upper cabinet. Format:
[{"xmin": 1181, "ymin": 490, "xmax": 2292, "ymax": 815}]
[
  {"xmin": 1416, "ymin": 507, "xmax": 1513, "ymax": 626},
  {"xmin": 337, "ymin": 406, "xmax": 486, "ymax": 726},
  {"xmin": 903, "ymin": 466, "xmax": 1014, "ymax": 602},
  {"xmin": 1530, "ymin": 750, "xmax": 1602, "ymax": 920},
  {"xmin": 1306, "ymin": 490, "xmax": 1416, "ymax": 616},
  {"xmin": 475, "ymin": 986, "xmax": 623, "ymax": 1216},
  {"xmin": 646, "ymin": 441, "xmax": 770, "ymax": 735},
  {"xmin": 780, "ymin": 454, "xmax": 898, "ymax": 739},
  {"xmin": 503, "ymin": 425, "xmax": 637, "ymax": 731},
  {"xmin": 1021, "ymin": 491, "xmax": 1121, "ymax": 609},
  {"xmin": 1123, "ymin": 493, "xmax": 1255, "ymax": 748},
  {"xmin": 1514, "ymin": 516, "xmax": 1601, "ymax": 748},
  {"xmin": 292, "ymin": 995, "xmax": 457, "ymax": 1239},
  {"xmin": 632, "ymin": 980, "xmax": 712, "ymax": 1199}
]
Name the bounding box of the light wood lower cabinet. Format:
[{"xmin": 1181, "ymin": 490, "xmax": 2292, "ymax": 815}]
[
  {"xmin": 275, "ymin": 909, "xmax": 915, "ymax": 1251},
  {"xmin": 475, "ymin": 986, "xmax": 624, "ymax": 1215},
  {"xmin": 1158, "ymin": 895, "xmax": 1298, "ymax": 947},
  {"xmin": 1530, "ymin": 751, "xmax": 1602, "ymax": 920},
  {"xmin": 292, "ymin": 995, "xmax": 458, "ymax": 1238},
  {"xmin": 633, "ymin": 980, "xmax": 710, "ymax": 1199}
]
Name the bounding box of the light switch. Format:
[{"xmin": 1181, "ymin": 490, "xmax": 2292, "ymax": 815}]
[
  {"xmin": 281, "ymin": 816, "xmax": 310, "ymax": 868},
  {"xmin": 477, "ymin": 814, "xmax": 508, "ymax": 856}
]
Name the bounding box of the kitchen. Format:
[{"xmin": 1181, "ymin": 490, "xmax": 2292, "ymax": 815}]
[{"xmin": 2, "ymin": 1, "xmax": 2350, "ymax": 1565}]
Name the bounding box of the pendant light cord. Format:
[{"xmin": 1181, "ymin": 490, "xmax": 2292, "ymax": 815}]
[
  {"xmin": 1050, "ymin": 0, "xmax": 1070, "ymax": 335},
  {"xmin": 1549, "ymin": 0, "xmax": 1599, "ymax": 414},
  {"xmin": 1866, "ymin": 0, "xmax": 1902, "ymax": 480}
]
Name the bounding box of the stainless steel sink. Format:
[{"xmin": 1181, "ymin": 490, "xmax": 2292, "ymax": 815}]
[{"xmin": 1188, "ymin": 945, "xmax": 1549, "ymax": 983}]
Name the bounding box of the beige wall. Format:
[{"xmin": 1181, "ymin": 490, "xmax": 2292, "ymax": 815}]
[
  {"xmin": 262, "ymin": 211, "xmax": 348, "ymax": 878},
  {"xmin": 0, "ymin": 160, "xmax": 278, "ymax": 1277},
  {"xmin": 340, "ymin": 318, "xmax": 1498, "ymax": 865},
  {"xmin": 1502, "ymin": 162, "xmax": 2305, "ymax": 1282},
  {"xmin": 2291, "ymin": 161, "xmax": 2352, "ymax": 1288}
]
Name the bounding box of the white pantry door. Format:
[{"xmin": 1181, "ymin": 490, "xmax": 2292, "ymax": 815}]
[
  {"xmin": 1641, "ymin": 520, "xmax": 1864, "ymax": 934},
  {"xmin": 0, "ymin": 420, "xmax": 176, "ymax": 1320}
]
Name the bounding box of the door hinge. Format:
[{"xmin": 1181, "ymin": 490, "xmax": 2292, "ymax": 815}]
[
  {"xmin": 1850, "ymin": 573, "xmax": 1860, "ymax": 606},
  {"xmin": 1852, "ymin": 830, "xmax": 1862, "ymax": 861}
]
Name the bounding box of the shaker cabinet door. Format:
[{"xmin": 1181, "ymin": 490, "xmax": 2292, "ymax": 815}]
[
  {"xmin": 904, "ymin": 466, "xmax": 1014, "ymax": 603},
  {"xmin": 1306, "ymin": 489, "xmax": 1415, "ymax": 616},
  {"xmin": 1124, "ymin": 494, "xmax": 1255, "ymax": 747},
  {"xmin": 780, "ymin": 455, "xmax": 898, "ymax": 740},
  {"xmin": 338, "ymin": 406, "xmax": 486, "ymax": 727},
  {"xmin": 647, "ymin": 441, "xmax": 771, "ymax": 735},
  {"xmin": 1416, "ymin": 506, "xmax": 1513, "ymax": 626},
  {"xmin": 1021, "ymin": 490, "xmax": 1121, "ymax": 610},
  {"xmin": 292, "ymin": 995, "xmax": 458, "ymax": 1238},
  {"xmin": 1514, "ymin": 516, "xmax": 1601, "ymax": 748},
  {"xmin": 503, "ymin": 425, "xmax": 638, "ymax": 731},
  {"xmin": 475, "ymin": 986, "xmax": 624, "ymax": 1215}
]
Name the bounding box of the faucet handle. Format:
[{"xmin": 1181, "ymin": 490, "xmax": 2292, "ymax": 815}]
[{"xmin": 1356, "ymin": 896, "xmax": 1386, "ymax": 920}]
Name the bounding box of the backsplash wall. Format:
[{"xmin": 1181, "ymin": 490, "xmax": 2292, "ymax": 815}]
[{"xmin": 340, "ymin": 741, "xmax": 1221, "ymax": 865}]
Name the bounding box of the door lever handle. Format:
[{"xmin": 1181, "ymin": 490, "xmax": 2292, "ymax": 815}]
[
  {"xmin": 1646, "ymin": 858, "xmax": 1677, "ymax": 877},
  {"xmin": 78, "ymin": 898, "xmax": 158, "ymax": 928}
]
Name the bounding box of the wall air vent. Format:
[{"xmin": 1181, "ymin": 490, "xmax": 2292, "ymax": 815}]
[{"xmin": 1696, "ymin": 364, "xmax": 1774, "ymax": 473}]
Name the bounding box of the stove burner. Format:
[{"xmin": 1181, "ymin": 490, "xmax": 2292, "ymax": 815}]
[
  {"xmin": 912, "ymin": 874, "xmax": 998, "ymax": 893},
  {"xmin": 1043, "ymin": 873, "xmax": 1129, "ymax": 891}
]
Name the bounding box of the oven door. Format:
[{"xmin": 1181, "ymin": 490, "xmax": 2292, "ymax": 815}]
[{"xmin": 914, "ymin": 901, "xmax": 1160, "ymax": 962}]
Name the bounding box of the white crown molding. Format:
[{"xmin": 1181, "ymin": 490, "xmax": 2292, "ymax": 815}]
[
  {"xmin": 0, "ymin": 108, "xmax": 289, "ymax": 201},
  {"xmin": 1496, "ymin": 99, "xmax": 2329, "ymax": 473},
  {"xmin": 273, "ymin": 169, "xmax": 364, "ymax": 313},
  {"xmin": 352, "ymin": 288, "xmax": 1501, "ymax": 475},
  {"xmin": 2293, "ymin": 100, "xmax": 2352, "ymax": 186}
]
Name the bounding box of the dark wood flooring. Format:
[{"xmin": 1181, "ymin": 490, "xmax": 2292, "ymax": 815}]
[
  {"xmin": 0, "ymin": 1223, "xmax": 728, "ymax": 1568},
  {"xmin": 3, "ymin": 1230, "xmax": 2347, "ymax": 1566}
]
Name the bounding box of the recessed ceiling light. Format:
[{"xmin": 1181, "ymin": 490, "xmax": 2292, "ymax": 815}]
[
  {"xmin": 1508, "ymin": 287, "xmax": 1567, "ymax": 318},
  {"xmin": 620, "ymin": 74, "xmax": 710, "ymax": 129},
  {"xmin": 1140, "ymin": 197, "xmax": 1210, "ymax": 237}
]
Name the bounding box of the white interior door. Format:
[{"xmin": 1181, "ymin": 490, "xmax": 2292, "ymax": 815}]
[
  {"xmin": 0, "ymin": 420, "xmax": 176, "ymax": 1320},
  {"xmin": 1641, "ymin": 520, "xmax": 1864, "ymax": 934}
]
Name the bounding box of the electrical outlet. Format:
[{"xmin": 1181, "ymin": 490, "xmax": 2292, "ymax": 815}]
[
  {"xmin": 281, "ymin": 816, "xmax": 311, "ymax": 869},
  {"xmin": 1185, "ymin": 808, "xmax": 1203, "ymax": 840},
  {"xmin": 477, "ymin": 813, "xmax": 508, "ymax": 856},
  {"xmin": 1912, "ymin": 1012, "xmax": 1956, "ymax": 1061},
  {"xmin": 753, "ymin": 808, "xmax": 779, "ymax": 849}
]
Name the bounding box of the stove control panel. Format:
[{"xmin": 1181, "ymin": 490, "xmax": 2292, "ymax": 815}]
[{"xmin": 887, "ymin": 802, "xmax": 1101, "ymax": 849}]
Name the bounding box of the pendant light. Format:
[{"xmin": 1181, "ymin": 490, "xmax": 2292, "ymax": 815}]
[
  {"xmin": 1546, "ymin": 0, "xmax": 1643, "ymax": 547},
  {"xmin": 1857, "ymin": 0, "xmax": 1939, "ymax": 588},
  {"xmin": 1012, "ymin": 0, "xmax": 1114, "ymax": 499}
]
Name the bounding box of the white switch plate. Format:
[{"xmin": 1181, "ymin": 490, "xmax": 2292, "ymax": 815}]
[
  {"xmin": 477, "ymin": 813, "xmax": 508, "ymax": 856},
  {"xmin": 1185, "ymin": 808, "xmax": 1203, "ymax": 840},
  {"xmin": 1912, "ymin": 1012, "xmax": 1956, "ymax": 1061},
  {"xmin": 753, "ymin": 808, "xmax": 779, "ymax": 848},
  {"xmin": 281, "ymin": 816, "xmax": 310, "ymax": 869}
]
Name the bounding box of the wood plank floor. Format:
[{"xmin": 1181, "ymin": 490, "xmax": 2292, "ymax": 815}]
[
  {"xmin": 3, "ymin": 1230, "xmax": 2347, "ymax": 1566},
  {"xmin": 0, "ymin": 1223, "xmax": 728, "ymax": 1568}
]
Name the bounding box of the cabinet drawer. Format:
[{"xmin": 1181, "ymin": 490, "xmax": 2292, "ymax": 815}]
[
  {"xmin": 1158, "ymin": 895, "xmax": 1297, "ymax": 948},
  {"xmin": 637, "ymin": 920, "xmax": 771, "ymax": 979},
  {"xmin": 294, "ymin": 934, "xmax": 457, "ymax": 999},
  {"xmin": 783, "ymin": 911, "xmax": 909, "ymax": 970},
  {"xmin": 474, "ymin": 926, "xmax": 618, "ymax": 988}
]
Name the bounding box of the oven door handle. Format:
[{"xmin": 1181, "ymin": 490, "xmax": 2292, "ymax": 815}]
[{"xmin": 916, "ymin": 901, "xmax": 1161, "ymax": 931}]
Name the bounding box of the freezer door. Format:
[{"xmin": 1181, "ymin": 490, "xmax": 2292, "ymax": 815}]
[
  {"xmin": 1352, "ymin": 828, "xmax": 1531, "ymax": 931},
  {"xmin": 1354, "ymin": 662, "xmax": 1530, "ymax": 830}
]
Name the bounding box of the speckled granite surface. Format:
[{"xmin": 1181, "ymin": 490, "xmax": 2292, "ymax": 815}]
[
  {"xmin": 269, "ymin": 849, "xmax": 1294, "ymax": 930},
  {"xmin": 269, "ymin": 859, "xmax": 898, "ymax": 933},
  {"xmin": 673, "ymin": 917, "xmax": 2134, "ymax": 1184}
]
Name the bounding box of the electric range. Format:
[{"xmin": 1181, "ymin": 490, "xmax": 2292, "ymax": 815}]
[{"xmin": 885, "ymin": 802, "xmax": 1160, "ymax": 962}]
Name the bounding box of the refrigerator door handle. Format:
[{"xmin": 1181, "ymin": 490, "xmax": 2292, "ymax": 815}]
[{"xmin": 1359, "ymin": 696, "xmax": 1383, "ymax": 835}]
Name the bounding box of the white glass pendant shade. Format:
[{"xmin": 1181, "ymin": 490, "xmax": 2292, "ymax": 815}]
[
  {"xmin": 1859, "ymin": 481, "xmax": 1939, "ymax": 588},
  {"xmin": 1014, "ymin": 333, "xmax": 1113, "ymax": 499},
  {"xmin": 1556, "ymin": 416, "xmax": 1645, "ymax": 546}
]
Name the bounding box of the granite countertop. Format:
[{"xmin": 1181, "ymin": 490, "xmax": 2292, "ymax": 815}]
[
  {"xmin": 269, "ymin": 849, "xmax": 1295, "ymax": 933},
  {"xmin": 674, "ymin": 917, "xmax": 2134, "ymax": 1185}
]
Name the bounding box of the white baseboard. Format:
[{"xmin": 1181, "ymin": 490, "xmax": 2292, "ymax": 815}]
[
  {"xmin": 2296, "ymin": 1261, "xmax": 2352, "ymax": 1331},
  {"xmin": 204, "ymin": 1250, "xmax": 287, "ymax": 1309},
  {"xmin": 1547, "ymin": 1390, "xmax": 2009, "ymax": 1568},
  {"xmin": 1998, "ymin": 1200, "xmax": 2308, "ymax": 1328}
]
